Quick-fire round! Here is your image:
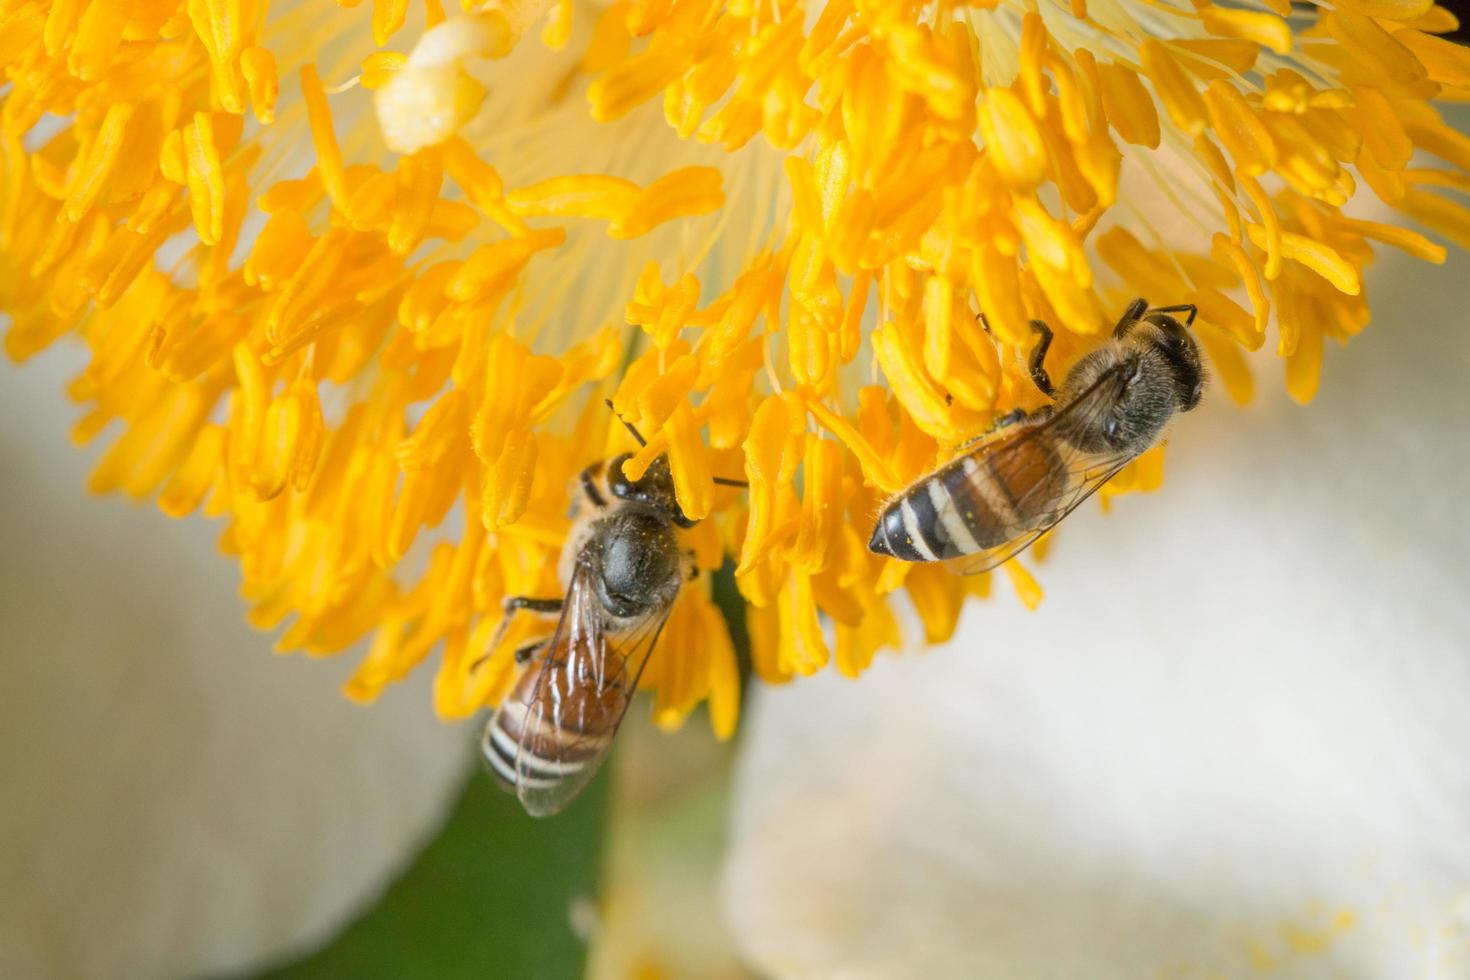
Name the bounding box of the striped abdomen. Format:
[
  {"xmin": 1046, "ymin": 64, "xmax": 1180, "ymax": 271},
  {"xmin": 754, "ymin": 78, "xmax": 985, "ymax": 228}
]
[
  {"xmin": 482, "ymin": 643, "xmax": 628, "ymax": 795},
  {"xmin": 869, "ymin": 429, "xmax": 1070, "ymax": 562}
]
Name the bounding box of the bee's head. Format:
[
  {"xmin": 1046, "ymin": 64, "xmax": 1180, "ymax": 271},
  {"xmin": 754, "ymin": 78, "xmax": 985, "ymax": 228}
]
[
  {"xmin": 605, "ymin": 453, "xmax": 696, "ymax": 528},
  {"xmin": 1147, "ymin": 314, "xmax": 1205, "ymax": 412}
]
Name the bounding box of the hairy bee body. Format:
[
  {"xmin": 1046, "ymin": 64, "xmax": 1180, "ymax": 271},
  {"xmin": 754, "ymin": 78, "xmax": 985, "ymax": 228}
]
[
  {"xmin": 870, "ymin": 299, "xmax": 1205, "ymax": 570},
  {"xmin": 481, "ymin": 453, "xmax": 692, "ymax": 816}
]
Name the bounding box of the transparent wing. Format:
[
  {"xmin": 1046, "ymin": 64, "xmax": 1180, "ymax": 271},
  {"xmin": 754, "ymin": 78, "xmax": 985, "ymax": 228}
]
[
  {"xmin": 941, "ymin": 451, "xmax": 1134, "ymax": 576},
  {"xmin": 939, "ymin": 526, "xmax": 1047, "ymax": 578},
  {"xmin": 513, "ymin": 559, "xmax": 674, "ymax": 817},
  {"xmin": 938, "ymin": 363, "xmax": 1139, "ymax": 576}
]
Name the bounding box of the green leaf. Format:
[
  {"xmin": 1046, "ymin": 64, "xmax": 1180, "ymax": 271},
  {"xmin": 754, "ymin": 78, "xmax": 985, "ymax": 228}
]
[{"xmin": 247, "ymin": 750, "xmax": 610, "ymax": 980}]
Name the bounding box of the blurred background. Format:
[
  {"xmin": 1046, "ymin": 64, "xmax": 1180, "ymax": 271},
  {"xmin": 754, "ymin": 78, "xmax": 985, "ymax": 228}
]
[{"xmin": 4, "ymin": 125, "xmax": 1470, "ymax": 980}]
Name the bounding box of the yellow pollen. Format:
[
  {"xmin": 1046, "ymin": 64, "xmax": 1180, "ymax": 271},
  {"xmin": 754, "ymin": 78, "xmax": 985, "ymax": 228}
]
[{"xmin": 3, "ymin": 0, "xmax": 1467, "ymax": 738}]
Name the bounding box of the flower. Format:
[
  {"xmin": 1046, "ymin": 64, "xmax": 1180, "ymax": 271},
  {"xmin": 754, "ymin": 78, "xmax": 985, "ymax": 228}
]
[
  {"xmin": 4, "ymin": 0, "xmax": 1470, "ymax": 733},
  {"xmin": 0, "ymin": 349, "xmax": 468, "ymax": 979},
  {"xmin": 721, "ymin": 241, "xmax": 1470, "ymax": 977}
]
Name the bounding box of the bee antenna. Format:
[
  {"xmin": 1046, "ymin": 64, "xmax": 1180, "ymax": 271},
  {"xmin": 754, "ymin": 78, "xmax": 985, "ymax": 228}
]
[
  {"xmin": 602, "ymin": 399, "xmax": 747, "ymax": 488},
  {"xmin": 604, "ymin": 398, "xmax": 647, "ymax": 447}
]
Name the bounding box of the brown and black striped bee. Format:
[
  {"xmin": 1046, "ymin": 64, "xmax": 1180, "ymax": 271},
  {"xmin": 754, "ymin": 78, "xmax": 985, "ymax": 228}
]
[
  {"xmin": 482, "ymin": 406, "xmax": 744, "ymax": 817},
  {"xmin": 868, "ymin": 298, "xmax": 1204, "ymax": 573}
]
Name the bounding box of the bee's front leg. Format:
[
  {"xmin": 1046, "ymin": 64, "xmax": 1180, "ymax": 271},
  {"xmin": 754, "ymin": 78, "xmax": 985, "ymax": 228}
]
[
  {"xmin": 1143, "ymin": 302, "xmax": 1198, "ymax": 327},
  {"xmin": 1113, "ymin": 297, "xmax": 1150, "ymax": 338}
]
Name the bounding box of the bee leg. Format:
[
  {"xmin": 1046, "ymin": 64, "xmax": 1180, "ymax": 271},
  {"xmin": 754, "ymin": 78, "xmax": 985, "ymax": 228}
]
[
  {"xmin": 992, "ymin": 407, "xmax": 1029, "ymax": 430},
  {"xmin": 1028, "ymin": 319, "xmax": 1057, "ymax": 398},
  {"xmin": 956, "ymin": 407, "xmax": 1031, "ymax": 451},
  {"xmin": 504, "ymin": 596, "xmax": 565, "ymax": 615},
  {"xmin": 684, "ymin": 550, "xmax": 699, "ymax": 582},
  {"xmin": 979, "ymin": 311, "xmax": 1057, "ymax": 403},
  {"xmin": 471, "ymin": 595, "xmax": 564, "ymax": 672},
  {"xmin": 513, "ymin": 639, "xmax": 548, "ymax": 665},
  {"xmin": 1113, "ymin": 297, "xmax": 1150, "ymax": 338},
  {"xmin": 1144, "ymin": 303, "xmax": 1198, "ymax": 327}
]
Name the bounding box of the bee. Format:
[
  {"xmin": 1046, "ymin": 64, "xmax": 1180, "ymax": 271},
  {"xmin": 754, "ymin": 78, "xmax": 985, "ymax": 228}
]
[
  {"xmin": 481, "ymin": 405, "xmax": 745, "ymax": 817},
  {"xmin": 868, "ymin": 298, "xmax": 1204, "ymax": 573}
]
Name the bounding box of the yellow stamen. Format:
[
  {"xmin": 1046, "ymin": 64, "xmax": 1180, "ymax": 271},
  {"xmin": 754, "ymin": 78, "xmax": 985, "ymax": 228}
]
[
  {"xmin": 62, "ymin": 103, "xmax": 134, "ymax": 223},
  {"xmin": 301, "ymin": 65, "xmax": 350, "ymax": 212},
  {"xmin": 1141, "ymin": 40, "xmax": 1208, "ymax": 137},
  {"xmin": 1097, "ymin": 62, "xmax": 1161, "ymax": 150},
  {"xmin": 979, "ymin": 89, "xmax": 1047, "ymax": 189},
  {"xmin": 5, "ymin": 0, "xmax": 1466, "ymax": 739},
  {"xmin": 1198, "ymin": 8, "xmax": 1291, "ymax": 57},
  {"xmin": 1246, "ymin": 225, "xmax": 1362, "ymax": 295},
  {"xmin": 241, "ymin": 48, "xmax": 279, "ymax": 124}
]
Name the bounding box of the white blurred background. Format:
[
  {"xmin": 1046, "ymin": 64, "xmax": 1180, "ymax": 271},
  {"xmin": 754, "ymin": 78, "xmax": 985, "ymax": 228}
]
[
  {"xmin": 724, "ymin": 227, "xmax": 1470, "ymax": 978},
  {"xmin": 0, "ymin": 345, "xmax": 470, "ymax": 979}
]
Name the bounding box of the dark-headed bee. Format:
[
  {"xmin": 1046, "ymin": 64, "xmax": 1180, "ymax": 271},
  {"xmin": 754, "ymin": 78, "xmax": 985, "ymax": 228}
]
[
  {"xmin": 482, "ymin": 406, "xmax": 743, "ymax": 817},
  {"xmin": 868, "ymin": 298, "xmax": 1204, "ymax": 572}
]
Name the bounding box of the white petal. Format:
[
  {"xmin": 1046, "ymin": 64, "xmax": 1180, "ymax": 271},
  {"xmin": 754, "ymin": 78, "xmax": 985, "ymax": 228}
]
[
  {"xmin": 0, "ymin": 348, "xmax": 471, "ymax": 980},
  {"xmin": 587, "ymin": 716, "xmax": 746, "ymax": 980},
  {"xmin": 724, "ymin": 252, "xmax": 1470, "ymax": 979}
]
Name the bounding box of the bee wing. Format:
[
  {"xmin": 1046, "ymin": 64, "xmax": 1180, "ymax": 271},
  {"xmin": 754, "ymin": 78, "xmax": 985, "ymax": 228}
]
[
  {"xmin": 941, "ymin": 451, "xmax": 1135, "ymax": 576},
  {"xmin": 510, "ymin": 559, "xmax": 673, "ymax": 817},
  {"xmin": 938, "ymin": 363, "xmax": 1139, "ymax": 576},
  {"xmin": 938, "ymin": 527, "xmax": 1048, "ymax": 578}
]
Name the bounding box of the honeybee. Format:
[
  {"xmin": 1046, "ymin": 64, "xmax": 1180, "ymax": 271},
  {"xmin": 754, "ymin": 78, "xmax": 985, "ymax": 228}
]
[
  {"xmin": 481, "ymin": 406, "xmax": 744, "ymax": 817},
  {"xmin": 869, "ymin": 298, "xmax": 1204, "ymax": 572}
]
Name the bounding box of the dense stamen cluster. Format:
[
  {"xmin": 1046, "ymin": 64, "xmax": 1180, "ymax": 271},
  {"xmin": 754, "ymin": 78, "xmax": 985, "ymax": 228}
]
[{"xmin": 3, "ymin": 0, "xmax": 1468, "ymax": 733}]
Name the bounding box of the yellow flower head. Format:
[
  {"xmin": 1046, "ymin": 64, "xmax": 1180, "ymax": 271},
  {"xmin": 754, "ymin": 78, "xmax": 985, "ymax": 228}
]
[{"xmin": 4, "ymin": 0, "xmax": 1468, "ymax": 734}]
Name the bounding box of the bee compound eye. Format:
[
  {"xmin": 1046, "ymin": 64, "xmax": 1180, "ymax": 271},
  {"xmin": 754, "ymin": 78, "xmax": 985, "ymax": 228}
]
[{"xmin": 607, "ymin": 453, "xmax": 636, "ymax": 498}]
